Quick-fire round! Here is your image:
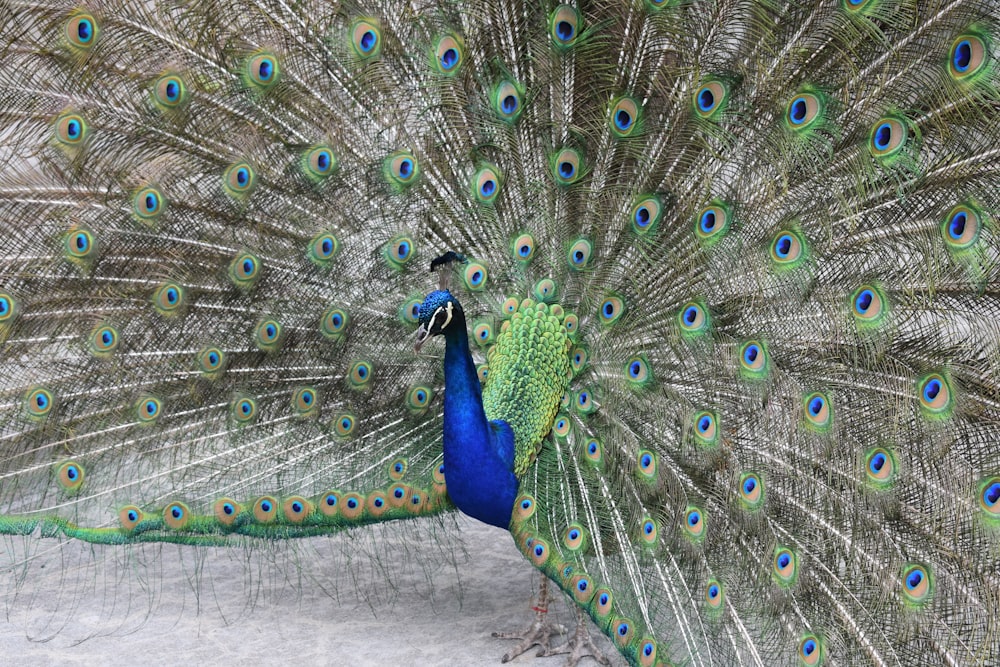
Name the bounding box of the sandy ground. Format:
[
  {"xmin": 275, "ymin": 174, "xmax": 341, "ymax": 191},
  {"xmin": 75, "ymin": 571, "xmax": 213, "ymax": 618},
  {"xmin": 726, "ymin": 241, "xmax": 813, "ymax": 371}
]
[{"xmin": 0, "ymin": 517, "xmax": 624, "ymax": 666}]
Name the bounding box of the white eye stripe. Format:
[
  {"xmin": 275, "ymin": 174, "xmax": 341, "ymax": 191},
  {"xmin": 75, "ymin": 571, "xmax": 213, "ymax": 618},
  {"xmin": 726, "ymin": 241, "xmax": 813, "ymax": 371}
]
[{"xmin": 429, "ymin": 302, "xmax": 454, "ymax": 332}]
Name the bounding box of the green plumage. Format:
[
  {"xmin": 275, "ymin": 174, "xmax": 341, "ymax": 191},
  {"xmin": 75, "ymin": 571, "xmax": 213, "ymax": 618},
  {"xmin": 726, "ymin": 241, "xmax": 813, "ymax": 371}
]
[
  {"xmin": 1, "ymin": 0, "xmax": 1000, "ymax": 665},
  {"xmin": 483, "ymin": 300, "xmax": 571, "ymax": 476}
]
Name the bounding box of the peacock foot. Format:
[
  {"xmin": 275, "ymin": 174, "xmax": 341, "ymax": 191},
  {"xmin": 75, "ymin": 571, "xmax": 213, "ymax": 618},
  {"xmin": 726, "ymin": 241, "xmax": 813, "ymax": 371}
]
[
  {"xmin": 493, "ymin": 577, "xmax": 567, "ymax": 663},
  {"xmin": 541, "ymin": 608, "xmax": 612, "ymax": 667}
]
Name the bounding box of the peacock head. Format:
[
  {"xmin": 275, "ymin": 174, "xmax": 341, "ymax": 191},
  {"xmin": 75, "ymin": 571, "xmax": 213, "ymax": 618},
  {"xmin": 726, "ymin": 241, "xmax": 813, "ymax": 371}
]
[{"xmin": 414, "ymin": 290, "xmax": 464, "ymax": 352}]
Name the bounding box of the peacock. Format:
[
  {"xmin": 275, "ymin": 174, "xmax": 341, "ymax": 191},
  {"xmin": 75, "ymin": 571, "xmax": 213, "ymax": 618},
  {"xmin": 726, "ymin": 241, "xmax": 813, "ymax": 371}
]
[{"xmin": 1, "ymin": 0, "xmax": 999, "ymax": 664}]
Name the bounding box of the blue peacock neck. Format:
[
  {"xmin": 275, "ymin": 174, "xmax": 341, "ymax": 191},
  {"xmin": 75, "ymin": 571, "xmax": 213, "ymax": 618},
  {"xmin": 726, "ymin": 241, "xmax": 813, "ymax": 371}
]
[{"xmin": 440, "ymin": 306, "xmax": 519, "ymax": 529}]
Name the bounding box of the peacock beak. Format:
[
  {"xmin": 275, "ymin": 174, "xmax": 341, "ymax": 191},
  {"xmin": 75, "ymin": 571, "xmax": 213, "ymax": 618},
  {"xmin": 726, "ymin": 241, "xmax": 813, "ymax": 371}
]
[{"xmin": 414, "ymin": 323, "xmax": 430, "ymax": 353}]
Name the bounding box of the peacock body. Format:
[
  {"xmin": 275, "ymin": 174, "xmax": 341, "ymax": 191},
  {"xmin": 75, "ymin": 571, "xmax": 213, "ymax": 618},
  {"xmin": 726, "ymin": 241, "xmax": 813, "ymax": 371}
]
[{"xmin": 1, "ymin": 0, "xmax": 1000, "ymax": 665}]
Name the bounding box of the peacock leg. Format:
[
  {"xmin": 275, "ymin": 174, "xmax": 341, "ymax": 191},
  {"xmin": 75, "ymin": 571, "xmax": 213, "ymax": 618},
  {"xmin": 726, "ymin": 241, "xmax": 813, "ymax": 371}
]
[
  {"xmin": 493, "ymin": 577, "xmax": 567, "ymax": 662},
  {"xmin": 542, "ymin": 608, "xmax": 612, "ymax": 667}
]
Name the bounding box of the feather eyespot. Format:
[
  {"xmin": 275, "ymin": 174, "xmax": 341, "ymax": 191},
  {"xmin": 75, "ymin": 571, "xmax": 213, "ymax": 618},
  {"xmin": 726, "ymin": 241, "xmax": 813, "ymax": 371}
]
[
  {"xmin": 550, "ymin": 5, "xmax": 580, "ymax": 48},
  {"xmin": 739, "ymin": 340, "xmax": 768, "ymax": 377},
  {"xmin": 318, "ymin": 491, "xmax": 340, "ymax": 517},
  {"xmin": 348, "ymin": 360, "xmax": 373, "ymax": 388},
  {"xmin": 631, "ymin": 196, "xmax": 662, "ymax": 235},
  {"xmin": 678, "ymin": 301, "xmax": 709, "ymax": 336},
  {"xmin": 493, "ymin": 81, "xmax": 523, "ymax": 122},
  {"xmin": 610, "ymin": 97, "xmax": 641, "ymax": 138},
  {"xmin": 283, "ymin": 496, "xmax": 313, "ymax": 523},
  {"xmin": 132, "ymin": 185, "xmax": 166, "ymax": 222},
  {"xmin": 387, "ymin": 484, "xmax": 412, "ymax": 508},
  {"xmin": 24, "ymin": 387, "xmax": 54, "ymax": 419},
  {"xmin": 695, "ymin": 202, "xmax": 731, "ymax": 244},
  {"xmin": 388, "ymin": 459, "xmax": 408, "ymax": 481},
  {"xmin": 739, "ymin": 472, "xmax": 763, "ymax": 509},
  {"xmin": 850, "ymin": 284, "xmax": 888, "ymax": 328},
  {"xmin": 303, "ymin": 145, "xmax": 337, "ymax": 181},
  {"xmin": 333, "ymin": 413, "xmax": 356, "ymax": 437},
  {"xmin": 433, "ymin": 35, "xmax": 464, "ymax": 74},
  {"xmin": 978, "ymin": 477, "xmax": 1000, "ymax": 518},
  {"xmin": 136, "ymin": 395, "xmax": 162, "ymax": 423},
  {"xmin": 163, "ymin": 502, "xmax": 190, "ymax": 530},
  {"xmin": 563, "ymin": 524, "xmax": 586, "ymax": 550},
  {"xmin": 385, "ymin": 235, "xmax": 416, "ymax": 269},
  {"xmin": 534, "ymin": 279, "xmax": 557, "ymax": 302},
  {"xmin": 473, "ymin": 319, "xmax": 493, "ymax": 346},
  {"xmin": 683, "ymin": 507, "xmax": 706, "ymax": 540},
  {"xmin": 214, "ymin": 498, "xmax": 241, "ymax": 525},
  {"xmin": 65, "ymin": 12, "xmax": 98, "ymax": 50},
  {"xmin": 917, "ymin": 373, "xmax": 952, "ymax": 418},
  {"xmin": 566, "ymin": 238, "xmax": 592, "ymax": 269},
  {"xmin": 694, "ymin": 80, "xmax": 728, "ymax": 119},
  {"xmin": 400, "ymin": 297, "xmax": 422, "ymax": 324},
  {"xmin": 88, "ymin": 324, "xmax": 119, "ymax": 356},
  {"xmin": 254, "ymin": 319, "xmax": 283, "ymax": 352},
  {"xmin": 196, "ymin": 346, "xmax": 225, "ymax": 377},
  {"xmin": 231, "ymin": 396, "xmax": 258, "ymax": 423},
  {"xmin": 511, "ymin": 234, "xmax": 536, "ymax": 262},
  {"xmin": 384, "ymin": 151, "xmax": 420, "ymax": 188},
  {"xmin": 0, "ymin": 292, "xmax": 17, "ymax": 323},
  {"xmin": 245, "ymin": 52, "xmax": 280, "ymax": 89},
  {"xmin": 253, "ymin": 497, "xmax": 278, "ymax": 523},
  {"xmin": 341, "ymin": 493, "xmax": 365, "ymax": 520},
  {"xmin": 320, "ymin": 306, "xmax": 349, "ymax": 340},
  {"xmin": 152, "ymin": 74, "xmax": 187, "ymax": 110},
  {"xmin": 638, "ymin": 517, "xmax": 658, "ymax": 546},
  {"xmin": 223, "ymin": 162, "xmax": 256, "ymax": 198},
  {"xmin": 624, "ymin": 356, "xmax": 652, "ymax": 388},
  {"xmin": 570, "ymin": 346, "xmax": 588, "ymax": 374},
  {"xmin": 941, "ymin": 203, "xmax": 982, "ymax": 251},
  {"xmin": 612, "ymin": 619, "xmax": 634, "ymax": 647},
  {"xmin": 773, "ymin": 547, "xmax": 798, "ymax": 585},
  {"xmin": 308, "ymin": 232, "xmax": 339, "ymax": 265},
  {"xmin": 693, "ymin": 411, "xmax": 718, "ymax": 446},
  {"xmin": 949, "ymin": 33, "xmax": 988, "ymax": 81},
  {"xmin": 770, "ymin": 230, "xmax": 807, "ymax": 268},
  {"xmin": 514, "ymin": 494, "xmax": 536, "ymax": 521},
  {"xmin": 705, "ymin": 580, "xmax": 724, "ymax": 609},
  {"xmin": 405, "ymin": 385, "xmax": 433, "ymax": 413},
  {"xmin": 636, "ymin": 450, "xmax": 657, "ymax": 479},
  {"xmin": 798, "ymin": 635, "xmax": 823, "ymax": 666},
  {"xmin": 472, "ymin": 165, "xmax": 502, "ymax": 204},
  {"xmin": 63, "ymin": 227, "xmax": 96, "ymax": 264},
  {"xmin": 804, "ymin": 392, "xmax": 832, "ymax": 431},
  {"xmin": 637, "ymin": 638, "xmax": 657, "ymax": 667},
  {"xmin": 592, "ymin": 589, "xmax": 613, "ymax": 618},
  {"xmin": 843, "ymin": 0, "xmax": 875, "ymax": 11},
  {"xmin": 229, "ymin": 252, "xmax": 261, "ymax": 289},
  {"xmin": 786, "ymin": 93, "xmax": 823, "ymax": 130},
  {"xmin": 291, "ymin": 386, "xmax": 319, "ymax": 417},
  {"xmin": 869, "ymin": 116, "xmax": 909, "ymax": 159},
  {"xmin": 901, "ymin": 564, "xmax": 932, "ymax": 605},
  {"xmin": 54, "ymin": 112, "xmax": 87, "ymax": 146},
  {"xmin": 575, "ymin": 389, "xmax": 595, "ymax": 414},
  {"xmin": 582, "ymin": 438, "xmax": 603, "ymax": 466},
  {"xmin": 552, "ymin": 148, "xmax": 583, "ymax": 185},
  {"xmin": 570, "ymin": 574, "xmax": 594, "ymax": 604},
  {"xmin": 119, "ymin": 506, "xmax": 143, "ymax": 531},
  {"xmin": 463, "ymin": 262, "xmax": 488, "ymax": 291},
  {"xmin": 864, "ymin": 447, "xmax": 896, "ymax": 485},
  {"xmin": 529, "ymin": 538, "xmax": 550, "ymax": 566},
  {"xmin": 477, "ymin": 364, "xmax": 489, "ymax": 384},
  {"xmin": 553, "ymin": 415, "xmax": 572, "ymax": 438},
  {"xmin": 350, "ymin": 19, "xmax": 381, "ymax": 58},
  {"xmin": 56, "ymin": 461, "xmax": 85, "ymax": 493},
  {"xmin": 599, "ymin": 295, "xmax": 624, "ymax": 325}
]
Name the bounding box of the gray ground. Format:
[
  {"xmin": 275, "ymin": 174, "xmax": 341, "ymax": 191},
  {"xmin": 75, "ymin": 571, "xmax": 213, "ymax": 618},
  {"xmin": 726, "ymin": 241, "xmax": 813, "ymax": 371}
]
[{"xmin": 1, "ymin": 517, "xmax": 623, "ymax": 666}]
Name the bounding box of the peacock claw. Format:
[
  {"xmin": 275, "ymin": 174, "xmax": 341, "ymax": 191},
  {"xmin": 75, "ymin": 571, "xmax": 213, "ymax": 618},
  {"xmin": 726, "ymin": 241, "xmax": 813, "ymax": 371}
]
[
  {"xmin": 494, "ymin": 578, "xmax": 567, "ymax": 663},
  {"xmin": 542, "ymin": 609, "xmax": 612, "ymax": 667}
]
